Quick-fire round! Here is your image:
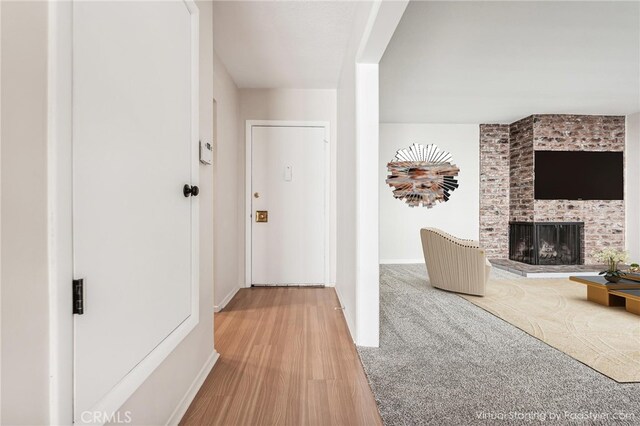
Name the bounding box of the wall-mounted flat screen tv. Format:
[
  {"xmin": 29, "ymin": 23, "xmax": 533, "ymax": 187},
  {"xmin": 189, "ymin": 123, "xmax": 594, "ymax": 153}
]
[{"xmin": 534, "ymin": 151, "xmax": 624, "ymax": 200}]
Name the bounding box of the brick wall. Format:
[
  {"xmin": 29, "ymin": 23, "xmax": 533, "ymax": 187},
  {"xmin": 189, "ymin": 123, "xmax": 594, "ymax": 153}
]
[
  {"xmin": 533, "ymin": 115, "xmax": 625, "ymax": 151},
  {"xmin": 532, "ymin": 114, "xmax": 625, "ymax": 264},
  {"xmin": 479, "ymin": 114, "xmax": 626, "ymax": 263},
  {"xmin": 509, "ymin": 116, "xmax": 535, "ymax": 222},
  {"xmin": 479, "ymin": 124, "xmax": 510, "ymax": 259}
]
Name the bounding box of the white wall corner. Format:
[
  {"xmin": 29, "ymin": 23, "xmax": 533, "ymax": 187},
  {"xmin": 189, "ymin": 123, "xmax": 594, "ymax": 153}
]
[
  {"xmin": 213, "ymin": 286, "xmax": 239, "ymax": 313},
  {"xmin": 625, "ymin": 113, "xmax": 640, "ymax": 262},
  {"xmin": 357, "ymin": 0, "xmax": 409, "ymax": 64},
  {"xmin": 350, "ymin": 0, "xmax": 407, "ymax": 349},
  {"xmin": 333, "ymin": 285, "xmax": 355, "ymax": 343},
  {"xmin": 355, "ymin": 63, "xmax": 380, "ymax": 348}
]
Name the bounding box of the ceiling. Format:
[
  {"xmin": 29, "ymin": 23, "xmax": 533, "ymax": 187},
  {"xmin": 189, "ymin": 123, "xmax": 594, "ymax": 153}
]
[
  {"xmin": 380, "ymin": 1, "xmax": 640, "ymax": 124},
  {"xmin": 212, "ymin": 1, "xmax": 358, "ymax": 89}
]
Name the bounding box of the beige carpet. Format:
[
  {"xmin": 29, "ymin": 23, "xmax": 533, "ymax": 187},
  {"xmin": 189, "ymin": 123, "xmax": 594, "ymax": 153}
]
[{"xmin": 461, "ymin": 277, "xmax": 640, "ymax": 382}]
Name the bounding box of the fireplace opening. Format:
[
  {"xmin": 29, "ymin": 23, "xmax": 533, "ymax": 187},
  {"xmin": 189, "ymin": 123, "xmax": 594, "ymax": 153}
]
[{"xmin": 509, "ymin": 222, "xmax": 583, "ymax": 265}]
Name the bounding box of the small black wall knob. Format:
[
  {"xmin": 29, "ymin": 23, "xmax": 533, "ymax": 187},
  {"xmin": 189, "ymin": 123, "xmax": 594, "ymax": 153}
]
[{"xmin": 183, "ymin": 184, "xmax": 199, "ymax": 197}]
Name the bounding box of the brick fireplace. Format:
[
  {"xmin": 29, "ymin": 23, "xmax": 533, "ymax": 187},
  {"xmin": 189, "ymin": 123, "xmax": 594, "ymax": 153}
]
[{"xmin": 480, "ymin": 115, "xmax": 625, "ymax": 264}]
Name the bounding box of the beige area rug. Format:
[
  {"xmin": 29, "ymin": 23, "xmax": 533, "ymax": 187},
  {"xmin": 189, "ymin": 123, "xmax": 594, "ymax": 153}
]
[{"xmin": 461, "ymin": 278, "xmax": 640, "ymax": 383}]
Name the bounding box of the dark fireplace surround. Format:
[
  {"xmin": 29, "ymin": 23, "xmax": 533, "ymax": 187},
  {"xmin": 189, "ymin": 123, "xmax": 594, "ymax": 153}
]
[{"xmin": 509, "ymin": 222, "xmax": 584, "ymax": 265}]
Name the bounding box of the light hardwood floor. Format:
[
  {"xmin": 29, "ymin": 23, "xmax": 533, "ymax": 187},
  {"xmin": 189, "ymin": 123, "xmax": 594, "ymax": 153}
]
[{"xmin": 180, "ymin": 287, "xmax": 382, "ymax": 426}]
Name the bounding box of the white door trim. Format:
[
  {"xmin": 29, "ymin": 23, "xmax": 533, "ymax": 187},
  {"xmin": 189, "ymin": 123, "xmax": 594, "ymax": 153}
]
[
  {"xmin": 47, "ymin": 2, "xmax": 200, "ymax": 424},
  {"xmin": 245, "ymin": 120, "xmax": 331, "ymax": 288},
  {"xmin": 48, "ymin": 2, "xmax": 74, "ymax": 423}
]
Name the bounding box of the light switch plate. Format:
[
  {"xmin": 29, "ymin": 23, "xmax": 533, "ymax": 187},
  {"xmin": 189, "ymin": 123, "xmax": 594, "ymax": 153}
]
[{"xmin": 199, "ymin": 140, "xmax": 213, "ymax": 165}]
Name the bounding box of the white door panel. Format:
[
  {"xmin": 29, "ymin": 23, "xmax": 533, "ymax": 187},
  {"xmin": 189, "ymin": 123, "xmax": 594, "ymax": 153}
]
[
  {"xmin": 72, "ymin": 1, "xmax": 196, "ymax": 420},
  {"xmin": 251, "ymin": 126, "xmax": 326, "ymax": 285}
]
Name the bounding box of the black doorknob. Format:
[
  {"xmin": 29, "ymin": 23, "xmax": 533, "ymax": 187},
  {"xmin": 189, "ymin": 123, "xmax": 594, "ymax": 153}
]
[{"xmin": 183, "ymin": 184, "xmax": 199, "ymax": 197}]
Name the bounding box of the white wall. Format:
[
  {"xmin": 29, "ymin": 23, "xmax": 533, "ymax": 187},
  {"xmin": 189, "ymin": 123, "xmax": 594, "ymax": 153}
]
[
  {"xmin": 355, "ymin": 63, "xmax": 380, "ymax": 347},
  {"xmin": 626, "ymin": 112, "xmax": 640, "ymax": 263},
  {"xmin": 0, "ymin": 3, "xmax": 221, "ymax": 423},
  {"xmin": 238, "ymin": 88, "xmax": 338, "ymax": 284},
  {"xmin": 379, "ymin": 124, "xmax": 480, "ymax": 263},
  {"xmin": 1, "ymin": 2, "xmax": 50, "ymax": 423},
  {"xmin": 335, "ymin": 0, "xmax": 408, "ymax": 347},
  {"xmin": 336, "ymin": 1, "xmax": 374, "ymax": 343},
  {"xmin": 212, "ymin": 52, "xmax": 240, "ymax": 311}
]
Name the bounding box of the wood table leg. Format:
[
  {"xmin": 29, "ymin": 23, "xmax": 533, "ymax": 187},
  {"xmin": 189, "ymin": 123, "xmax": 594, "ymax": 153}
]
[
  {"xmin": 587, "ymin": 286, "xmax": 625, "ymax": 307},
  {"xmin": 625, "ymin": 299, "xmax": 640, "ymax": 315}
]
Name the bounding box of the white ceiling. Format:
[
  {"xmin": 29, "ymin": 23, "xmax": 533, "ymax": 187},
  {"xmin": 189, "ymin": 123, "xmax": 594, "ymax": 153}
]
[
  {"xmin": 380, "ymin": 1, "xmax": 640, "ymax": 124},
  {"xmin": 212, "ymin": 1, "xmax": 358, "ymax": 89}
]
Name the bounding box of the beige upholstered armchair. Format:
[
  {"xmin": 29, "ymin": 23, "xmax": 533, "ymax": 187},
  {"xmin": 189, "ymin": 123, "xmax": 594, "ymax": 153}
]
[{"xmin": 420, "ymin": 228, "xmax": 491, "ymax": 296}]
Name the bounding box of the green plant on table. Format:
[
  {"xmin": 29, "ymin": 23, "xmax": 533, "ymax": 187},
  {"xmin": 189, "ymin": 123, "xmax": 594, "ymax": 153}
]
[{"xmin": 593, "ymin": 248, "xmax": 628, "ymax": 282}]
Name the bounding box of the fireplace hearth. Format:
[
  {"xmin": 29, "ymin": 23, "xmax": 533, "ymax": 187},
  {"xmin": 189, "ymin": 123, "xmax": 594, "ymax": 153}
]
[{"xmin": 509, "ymin": 222, "xmax": 583, "ymax": 265}]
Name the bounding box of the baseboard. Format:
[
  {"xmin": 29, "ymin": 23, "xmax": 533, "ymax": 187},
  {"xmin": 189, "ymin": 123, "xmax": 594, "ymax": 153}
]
[
  {"xmin": 325, "ymin": 282, "xmax": 336, "ymax": 287},
  {"xmin": 379, "ymin": 259, "xmax": 424, "ymax": 265},
  {"xmin": 214, "ymin": 286, "xmax": 240, "ymax": 312},
  {"xmin": 334, "ymin": 285, "xmax": 355, "ymax": 343},
  {"xmin": 165, "ymin": 350, "xmax": 219, "ymax": 426}
]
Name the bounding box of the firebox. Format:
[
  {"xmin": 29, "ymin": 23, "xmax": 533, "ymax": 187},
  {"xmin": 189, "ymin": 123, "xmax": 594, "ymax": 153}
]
[{"xmin": 509, "ymin": 222, "xmax": 584, "ymax": 265}]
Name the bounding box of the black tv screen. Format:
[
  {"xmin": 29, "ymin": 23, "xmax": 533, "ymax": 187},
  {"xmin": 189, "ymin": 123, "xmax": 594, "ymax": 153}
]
[{"xmin": 534, "ymin": 151, "xmax": 624, "ymax": 200}]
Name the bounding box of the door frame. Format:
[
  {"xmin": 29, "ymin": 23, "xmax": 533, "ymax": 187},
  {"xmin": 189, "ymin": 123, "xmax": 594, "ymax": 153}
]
[
  {"xmin": 245, "ymin": 120, "xmax": 331, "ymax": 287},
  {"xmin": 47, "ymin": 1, "xmax": 200, "ymax": 423}
]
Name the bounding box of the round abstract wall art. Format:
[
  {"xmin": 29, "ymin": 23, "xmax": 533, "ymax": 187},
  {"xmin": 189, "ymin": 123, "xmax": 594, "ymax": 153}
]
[{"xmin": 386, "ymin": 143, "xmax": 460, "ymax": 208}]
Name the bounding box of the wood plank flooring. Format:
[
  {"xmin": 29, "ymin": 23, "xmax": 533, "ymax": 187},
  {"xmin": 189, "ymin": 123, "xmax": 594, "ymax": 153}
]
[{"xmin": 180, "ymin": 287, "xmax": 382, "ymax": 426}]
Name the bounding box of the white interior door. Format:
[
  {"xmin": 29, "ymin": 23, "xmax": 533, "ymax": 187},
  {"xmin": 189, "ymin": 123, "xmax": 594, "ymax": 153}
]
[
  {"xmin": 251, "ymin": 126, "xmax": 327, "ymax": 285},
  {"xmin": 72, "ymin": 1, "xmax": 198, "ymax": 421}
]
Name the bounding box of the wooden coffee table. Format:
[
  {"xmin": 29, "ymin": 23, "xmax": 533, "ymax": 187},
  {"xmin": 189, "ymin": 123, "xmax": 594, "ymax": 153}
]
[
  {"xmin": 609, "ymin": 289, "xmax": 640, "ymax": 315},
  {"xmin": 569, "ymin": 276, "xmax": 640, "ymax": 314}
]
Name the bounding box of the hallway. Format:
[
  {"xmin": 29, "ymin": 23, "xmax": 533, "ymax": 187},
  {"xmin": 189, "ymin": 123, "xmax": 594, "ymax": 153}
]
[{"xmin": 181, "ymin": 287, "xmax": 382, "ymax": 425}]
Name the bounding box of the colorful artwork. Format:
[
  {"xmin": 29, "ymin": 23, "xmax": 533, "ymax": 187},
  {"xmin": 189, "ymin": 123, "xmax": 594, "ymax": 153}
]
[{"xmin": 386, "ymin": 143, "xmax": 460, "ymax": 208}]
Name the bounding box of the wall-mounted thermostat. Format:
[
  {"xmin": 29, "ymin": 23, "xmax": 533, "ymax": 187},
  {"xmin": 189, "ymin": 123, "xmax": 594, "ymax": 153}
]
[{"xmin": 199, "ymin": 140, "xmax": 213, "ymax": 165}]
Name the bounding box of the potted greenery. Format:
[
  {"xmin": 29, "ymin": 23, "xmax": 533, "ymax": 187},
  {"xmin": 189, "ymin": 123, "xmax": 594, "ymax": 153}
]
[
  {"xmin": 630, "ymin": 263, "xmax": 640, "ymax": 273},
  {"xmin": 593, "ymin": 248, "xmax": 628, "ymax": 283}
]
